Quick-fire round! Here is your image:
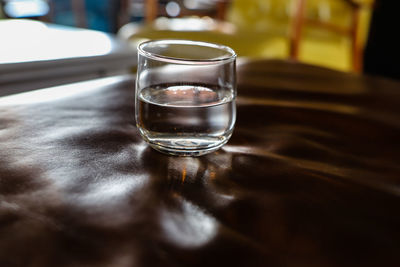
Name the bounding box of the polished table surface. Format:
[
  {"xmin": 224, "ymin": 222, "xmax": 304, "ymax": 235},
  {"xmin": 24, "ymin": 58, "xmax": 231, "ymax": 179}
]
[{"xmin": 0, "ymin": 60, "xmax": 399, "ymax": 266}]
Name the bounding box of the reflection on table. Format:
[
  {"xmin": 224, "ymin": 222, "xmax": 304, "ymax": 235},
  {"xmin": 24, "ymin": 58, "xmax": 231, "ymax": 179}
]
[{"xmin": 0, "ymin": 59, "xmax": 399, "ymax": 267}]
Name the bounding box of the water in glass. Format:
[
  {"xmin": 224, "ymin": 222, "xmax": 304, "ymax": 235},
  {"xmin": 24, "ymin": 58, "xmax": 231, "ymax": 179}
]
[{"xmin": 136, "ymin": 83, "xmax": 236, "ymax": 156}]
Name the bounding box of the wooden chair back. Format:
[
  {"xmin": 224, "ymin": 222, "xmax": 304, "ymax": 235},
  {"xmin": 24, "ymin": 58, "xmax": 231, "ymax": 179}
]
[{"xmin": 289, "ymin": 0, "xmax": 372, "ymax": 72}]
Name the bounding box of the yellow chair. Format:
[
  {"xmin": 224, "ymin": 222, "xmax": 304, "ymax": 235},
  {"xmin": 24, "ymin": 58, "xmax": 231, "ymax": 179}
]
[
  {"xmin": 287, "ymin": 0, "xmax": 373, "ymax": 71},
  {"xmin": 227, "ymin": 0, "xmax": 373, "ymax": 71},
  {"xmin": 120, "ymin": 0, "xmax": 373, "ymax": 72}
]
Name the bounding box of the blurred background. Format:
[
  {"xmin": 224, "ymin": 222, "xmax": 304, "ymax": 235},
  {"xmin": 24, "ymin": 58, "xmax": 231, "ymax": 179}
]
[{"xmin": 0, "ymin": 0, "xmax": 398, "ymax": 79}]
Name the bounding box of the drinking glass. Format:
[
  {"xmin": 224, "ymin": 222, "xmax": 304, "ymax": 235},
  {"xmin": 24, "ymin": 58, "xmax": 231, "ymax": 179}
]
[{"xmin": 135, "ymin": 40, "xmax": 236, "ymax": 156}]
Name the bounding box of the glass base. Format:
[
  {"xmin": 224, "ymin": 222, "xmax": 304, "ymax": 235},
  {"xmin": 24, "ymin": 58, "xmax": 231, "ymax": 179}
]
[{"xmin": 143, "ymin": 135, "xmax": 230, "ymax": 157}]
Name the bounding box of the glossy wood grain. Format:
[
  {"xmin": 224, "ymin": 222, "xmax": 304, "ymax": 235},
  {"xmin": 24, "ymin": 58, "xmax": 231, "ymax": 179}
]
[{"xmin": 0, "ymin": 60, "xmax": 399, "ymax": 267}]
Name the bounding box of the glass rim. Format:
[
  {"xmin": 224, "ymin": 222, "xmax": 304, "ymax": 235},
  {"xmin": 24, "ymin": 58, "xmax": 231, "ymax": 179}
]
[{"xmin": 137, "ymin": 39, "xmax": 237, "ymax": 65}]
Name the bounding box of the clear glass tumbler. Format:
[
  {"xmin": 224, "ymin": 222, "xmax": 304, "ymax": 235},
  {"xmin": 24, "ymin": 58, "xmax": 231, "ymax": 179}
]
[{"xmin": 135, "ymin": 39, "xmax": 237, "ymax": 156}]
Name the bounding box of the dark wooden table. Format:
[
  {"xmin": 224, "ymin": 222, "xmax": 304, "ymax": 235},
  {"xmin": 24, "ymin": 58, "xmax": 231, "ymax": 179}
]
[{"xmin": 1, "ymin": 60, "xmax": 399, "ymax": 267}]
